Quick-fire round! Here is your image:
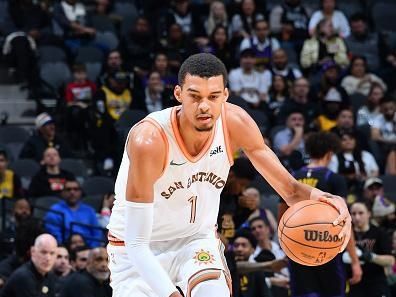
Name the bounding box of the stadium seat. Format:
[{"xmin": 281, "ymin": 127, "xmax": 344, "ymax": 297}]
[
  {"xmin": 82, "ymin": 194, "xmax": 103, "ymax": 212},
  {"xmin": 85, "ymin": 62, "xmax": 102, "ymax": 82},
  {"xmin": 82, "ymin": 176, "xmax": 114, "ymax": 196},
  {"xmin": 33, "ymin": 196, "xmax": 62, "ymax": 220},
  {"xmin": 40, "ymin": 62, "xmax": 72, "ymax": 90},
  {"xmin": 60, "ymin": 158, "xmax": 88, "ymax": 184},
  {"xmin": 75, "ymin": 46, "xmax": 104, "ymax": 64},
  {"xmin": 90, "ymin": 15, "xmax": 116, "ymax": 33},
  {"xmin": 115, "ymin": 109, "xmax": 147, "ymax": 140},
  {"xmin": 372, "ymin": 2, "xmax": 396, "ymax": 32},
  {"xmin": 4, "ymin": 142, "xmax": 24, "ymax": 162},
  {"xmin": 38, "ymin": 46, "xmax": 67, "ymax": 64},
  {"xmin": 0, "ymin": 126, "xmax": 30, "ymax": 144},
  {"xmin": 337, "ymin": 0, "xmax": 364, "ymax": 17},
  {"xmin": 9, "ymin": 159, "xmax": 40, "ymax": 189},
  {"xmin": 381, "ymin": 175, "xmax": 396, "ymax": 202},
  {"xmin": 95, "ymin": 31, "xmax": 119, "ymax": 52}
]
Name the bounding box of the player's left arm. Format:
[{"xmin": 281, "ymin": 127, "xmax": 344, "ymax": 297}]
[{"xmin": 225, "ymin": 103, "xmax": 351, "ymax": 250}]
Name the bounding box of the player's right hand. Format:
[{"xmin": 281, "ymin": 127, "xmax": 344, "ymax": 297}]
[{"xmin": 169, "ymin": 292, "xmax": 183, "ymax": 297}]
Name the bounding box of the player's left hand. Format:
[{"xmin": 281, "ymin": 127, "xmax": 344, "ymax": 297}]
[{"xmin": 318, "ymin": 193, "xmax": 351, "ymax": 252}]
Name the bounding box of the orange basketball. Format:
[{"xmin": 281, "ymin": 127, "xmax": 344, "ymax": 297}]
[{"xmin": 278, "ymin": 200, "xmax": 348, "ymax": 266}]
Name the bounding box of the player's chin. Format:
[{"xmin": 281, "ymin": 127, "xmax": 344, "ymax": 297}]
[{"xmin": 195, "ymin": 123, "xmax": 214, "ymax": 132}]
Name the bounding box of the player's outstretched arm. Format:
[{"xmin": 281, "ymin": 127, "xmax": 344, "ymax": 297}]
[
  {"xmin": 225, "ymin": 103, "xmax": 351, "ymax": 250},
  {"xmin": 125, "ymin": 122, "xmax": 181, "ymax": 297}
]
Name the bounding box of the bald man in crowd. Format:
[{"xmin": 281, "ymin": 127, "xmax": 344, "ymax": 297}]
[{"xmin": 1, "ymin": 233, "xmax": 58, "ymax": 297}]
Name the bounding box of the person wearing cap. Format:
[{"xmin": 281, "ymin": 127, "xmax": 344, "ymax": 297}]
[
  {"xmin": 20, "ymin": 113, "xmax": 73, "ymax": 162},
  {"xmin": 229, "ymin": 48, "xmax": 272, "ymax": 109}
]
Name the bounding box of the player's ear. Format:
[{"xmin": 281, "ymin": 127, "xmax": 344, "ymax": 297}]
[
  {"xmin": 174, "ymin": 85, "xmax": 182, "ymax": 103},
  {"xmin": 223, "ymin": 87, "xmax": 229, "ymax": 103}
]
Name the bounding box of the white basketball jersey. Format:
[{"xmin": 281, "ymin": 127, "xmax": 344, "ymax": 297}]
[{"xmin": 108, "ymin": 106, "xmax": 233, "ymax": 241}]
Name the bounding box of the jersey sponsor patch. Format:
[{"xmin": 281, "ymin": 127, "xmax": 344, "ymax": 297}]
[{"xmin": 194, "ymin": 249, "xmax": 215, "ymax": 265}]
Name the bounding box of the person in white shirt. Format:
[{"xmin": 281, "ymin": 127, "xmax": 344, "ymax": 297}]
[
  {"xmin": 308, "ymin": 0, "xmax": 350, "ymax": 38},
  {"xmin": 357, "ymin": 83, "xmax": 384, "ymax": 127},
  {"xmin": 229, "ymin": 48, "xmax": 272, "ymax": 108}
]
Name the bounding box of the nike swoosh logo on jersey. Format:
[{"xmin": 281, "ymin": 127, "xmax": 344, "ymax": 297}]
[{"xmin": 170, "ymin": 160, "xmax": 187, "ymax": 166}]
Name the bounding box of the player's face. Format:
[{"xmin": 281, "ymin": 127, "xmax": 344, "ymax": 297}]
[
  {"xmin": 175, "ymin": 74, "xmax": 228, "ymax": 132},
  {"xmin": 350, "ymin": 203, "xmax": 370, "ymax": 229},
  {"xmin": 233, "ymin": 237, "xmax": 254, "ymax": 261}
]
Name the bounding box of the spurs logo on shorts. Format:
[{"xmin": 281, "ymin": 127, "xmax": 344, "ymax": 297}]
[{"xmin": 193, "ymin": 249, "xmax": 215, "ymax": 265}]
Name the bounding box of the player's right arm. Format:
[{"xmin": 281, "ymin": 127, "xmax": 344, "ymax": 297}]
[{"xmin": 124, "ymin": 122, "xmax": 181, "ymax": 297}]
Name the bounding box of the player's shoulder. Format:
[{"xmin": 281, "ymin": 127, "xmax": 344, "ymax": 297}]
[
  {"xmin": 224, "ymin": 102, "xmax": 253, "ymax": 128},
  {"xmin": 128, "ymin": 120, "xmax": 168, "ymax": 156}
]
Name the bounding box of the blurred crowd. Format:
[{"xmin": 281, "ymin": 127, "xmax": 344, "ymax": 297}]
[{"xmin": 0, "ymin": 0, "xmax": 396, "ymax": 296}]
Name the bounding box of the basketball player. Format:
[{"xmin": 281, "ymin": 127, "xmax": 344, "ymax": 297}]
[
  {"xmin": 106, "ymin": 53, "xmax": 351, "ymax": 297},
  {"xmin": 279, "ymin": 132, "xmax": 362, "ymax": 297}
]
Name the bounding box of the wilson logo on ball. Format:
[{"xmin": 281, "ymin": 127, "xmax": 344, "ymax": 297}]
[{"xmin": 304, "ymin": 230, "xmax": 342, "ymax": 242}]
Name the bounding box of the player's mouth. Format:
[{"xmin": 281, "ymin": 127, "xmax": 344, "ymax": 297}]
[{"xmin": 196, "ymin": 115, "xmax": 212, "ymax": 124}]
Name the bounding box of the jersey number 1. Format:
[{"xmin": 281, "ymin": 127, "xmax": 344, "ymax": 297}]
[{"xmin": 188, "ymin": 196, "xmax": 197, "ymax": 223}]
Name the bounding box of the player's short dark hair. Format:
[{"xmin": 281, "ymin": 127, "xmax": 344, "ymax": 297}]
[
  {"xmin": 234, "ymin": 229, "xmax": 257, "ymax": 248},
  {"xmin": 305, "ymin": 132, "xmax": 340, "ymax": 159},
  {"xmin": 178, "ymin": 53, "xmax": 228, "ymax": 87},
  {"xmin": 231, "ymin": 157, "xmax": 257, "ymax": 181}
]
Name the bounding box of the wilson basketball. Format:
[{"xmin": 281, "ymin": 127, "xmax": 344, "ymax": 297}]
[{"xmin": 278, "ymin": 200, "xmax": 348, "ymax": 266}]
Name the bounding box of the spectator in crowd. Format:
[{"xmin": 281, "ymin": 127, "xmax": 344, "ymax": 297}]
[
  {"xmin": 69, "ymin": 246, "xmax": 90, "ymax": 272},
  {"xmin": 301, "ymin": 19, "xmax": 349, "ymax": 75},
  {"xmin": 28, "ymin": 147, "xmax": 75, "ymax": 198},
  {"xmin": 122, "ymin": 16, "xmax": 157, "ymax": 74},
  {"xmin": 238, "ymin": 187, "xmax": 277, "ymax": 236},
  {"xmin": 345, "ymin": 13, "xmax": 386, "ymax": 72},
  {"xmin": 218, "ymin": 158, "xmax": 257, "ymax": 244},
  {"xmin": 341, "ymin": 56, "xmax": 387, "ymax": 97},
  {"xmin": 0, "ymin": 149, "xmax": 23, "ymax": 199},
  {"xmin": 250, "ymin": 217, "xmax": 290, "ymax": 295},
  {"xmin": 269, "ymin": 0, "xmax": 309, "ymax": 51},
  {"xmin": 4, "ymin": 0, "xmax": 51, "ymax": 97},
  {"xmin": 273, "ymin": 111, "xmax": 306, "ymax": 170},
  {"xmin": 200, "ymin": 25, "xmax": 234, "ymax": 71},
  {"xmin": 233, "ymin": 230, "xmax": 272, "ymax": 297},
  {"xmin": 316, "ymin": 88, "xmax": 345, "ymax": 132},
  {"xmin": 0, "ymin": 233, "xmax": 58, "ymax": 297},
  {"xmin": 240, "ymin": 20, "xmax": 280, "ymax": 71},
  {"xmin": 329, "ymin": 130, "xmax": 379, "ymax": 194},
  {"xmin": 142, "ymin": 71, "xmax": 175, "ymax": 114},
  {"xmin": 44, "ymin": 179, "xmax": 103, "ymax": 247},
  {"xmin": 229, "ymin": 48, "xmax": 272, "ymax": 109},
  {"xmin": 64, "ymin": 64, "xmax": 96, "ymax": 150},
  {"xmin": 97, "ymin": 192, "xmax": 114, "ymax": 228},
  {"xmin": 271, "ymin": 48, "xmax": 302, "ymax": 86},
  {"xmin": 53, "ymin": 246, "xmax": 72, "ymax": 294},
  {"xmin": 308, "ymin": 0, "xmax": 350, "ymax": 38},
  {"xmin": 371, "ymin": 97, "xmax": 396, "ymax": 149},
  {"xmin": 53, "ymin": 0, "xmax": 96, "ymax": 54},
  {"xmin": 267, "ymin": 75, "xmax": 290, "ymax": 124},
  {"xmin": 356, "ymin": 83, "xmax": 385, "ymax": 127},
  {"xmin": 277, "ymin": 77, "xmax": 319, "ymax": 126},
  {"xmin": 386, "ymin": 151, "xmax": 396, "ymax": 175},
  {"xmin": 65, "ymin": 233, "xmax": 86, "ymax": 252},
  {"xmin": 20, "ymin": 112, "xmax": 73, "ymax": 162},
  {"xmin": 204, "ymin": 1, "xmax": 228, "ymax": 37},
  {"xmin": 349, "ymin": 202, "xmax": 395, "ymax": 297},
  {"xmin": 230, "ymin": 0, "xmax": 265, "ymax": 40},
  {"xmin": 151, "ymin": 52, "xmax": 178, "ymax": 91},
  {"xmin": 60, "ymin": 247, "xmax": 111, "ymax": 297}
]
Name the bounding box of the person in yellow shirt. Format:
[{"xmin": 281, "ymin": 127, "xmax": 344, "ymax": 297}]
[{"xmin": 0, "ymin": 149, "xmax": 23, "ymax": 199}]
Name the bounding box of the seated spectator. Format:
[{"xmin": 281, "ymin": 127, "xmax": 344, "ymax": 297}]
[
  {"xmin": 238, "ymin": 187, "xmax": 277, "ymax": 236},
  {"xmin": 250, "ymin": 217, "xmax": 290, "ymax": 294},
  {"xmin": 316, "ymin": 89, "xmax": 345, "ymax": 132},
  {"xmin": 97, "ymin": 193, "xmax": 114, "ymax": 228},
  {"xmin": 230, "ymin": 0, "xmax": 265, "ymax": 40},
  {"xmin": 240, "ymin": 20, "xmax": 281, "ymax": 71},
  {"xmin": 329, "ymin": 130, "xmax": 379, "ymax": 194},
  {"xmin": 341, "ymin": 56, "xmax": 387, "ymax": 96},
  {"xmin": 69, "ymin": 245, "xmax": 90, "ymax": 272},
  {"xmin": 301, "ymin": 19, "xmax": 349, "ymax": 75},
  {"xmin": 271, "ymin": 48, "xmax": 302, "ymax": 87},
  {"xmin": 349, "ymin": 202, "xmax": 395, "ymax": 297},
  {"xmin": 386, "ymin": 151, "xmax": 396, "ymax": 175},
  {"xmin": 345, "ymin": 13, "xmax": 386, "ymax": 72},
  {"xmin": 269, "ymin": 0, "xmax": 309, "ymax": 51},
  {"xmin": 308, "ymin": 0, "xmax": 350, "ymax": 38},
  {"xmin": 44, "ymin": 179, "xmax": 103, "ymax": 247},
  {"xmin": 60, "ymin": 247, "xmax": 111, "ymax": 297},
  {"xmin": 0, "ymin": 149, "xmax": 23, "ymax": 199},
  {"xmin": 200, "ymin": 25, "xmax": 234, "ymax": 71},
  {"xmin": 0, "ymin": 234, "xmax": 58, "ymax": 297},
  {"xmin": 53, "ymin": 0, "xmax": 96, "ymax": 54},
  {"xmin": 28, "ymin": 147, "xmax": 75, "ymax": 198},
  {"xmin": 204, "ymin": 1, "xmax": 229, "ymax": 37},
  {"xmin": 267, "ymin": 75, "xmax": 289, "ymax": 124},
  {"xmin": 150, "ymin": 52, "xmax": 178, "ymax": 92},
  {"xmin": 20, "ymin": 113, "xmax": 74, "ymax": 162},
  {"xmin": 142, "ymin": 71, "xmax": 175, "ymax": 114},
  {"xmin": 233, "ymin": 230, "xmax": 272, "ymax": 297},
  {"xmin": 273, "ymin": 111, "xmax": 306, "ymax": 170},
  {"xmin": 65, "ymin": 233, "xmax": 86, "ymax": 252},
  {"xmin": 356, "ymin": 83, "xmax": 384, "ymax": 127},
  {"xmin": 277, "ymin": 77, "xmax": 319, "ymax": 127},
  {"xmin": 65, "ymin": 64, "xmax": 97, "ymax": 105},
  {"xmin": 229, "ymin": 48, "xmax": 272, "ymax": 109},
  {"xmin": 53, "ymin": 246, "xmax": 73, "ymax": 294}
]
